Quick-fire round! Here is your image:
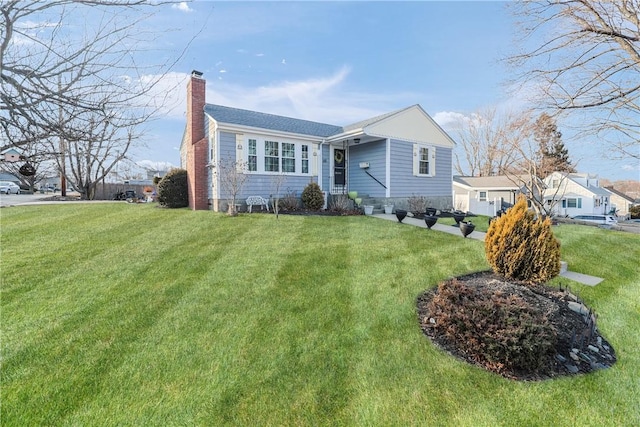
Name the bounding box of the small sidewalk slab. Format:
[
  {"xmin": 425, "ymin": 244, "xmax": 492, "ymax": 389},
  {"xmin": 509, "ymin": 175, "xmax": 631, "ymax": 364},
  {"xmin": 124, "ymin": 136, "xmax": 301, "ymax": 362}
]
[
  {"xmin": 559, "ymin": 271, "xmax": 604, "ymax": 286},
  {"xmin": 369, "ymin": 213, "xmax": 603, "ymax": 286}
]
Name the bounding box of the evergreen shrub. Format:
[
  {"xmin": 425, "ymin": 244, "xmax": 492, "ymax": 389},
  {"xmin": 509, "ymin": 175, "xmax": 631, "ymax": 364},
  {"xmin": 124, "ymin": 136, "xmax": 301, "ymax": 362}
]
[
  {"xmin": 485, "ymin": 196, "xmax": 561, "ymax": 283},
  {"xmin": 157, "ymin": 168, "xmax": 188, "ymax": 208},
  {"xmin": 301, "ymin": 182, "xmax": 324, "ymax": 210}
]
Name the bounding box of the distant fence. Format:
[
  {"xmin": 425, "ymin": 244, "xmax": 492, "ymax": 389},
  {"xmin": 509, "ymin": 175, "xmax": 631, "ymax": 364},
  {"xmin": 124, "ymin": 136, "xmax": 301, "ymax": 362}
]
[{"xmin": 93, "ymin": 183, "xmax": 155, "ymax": 200}]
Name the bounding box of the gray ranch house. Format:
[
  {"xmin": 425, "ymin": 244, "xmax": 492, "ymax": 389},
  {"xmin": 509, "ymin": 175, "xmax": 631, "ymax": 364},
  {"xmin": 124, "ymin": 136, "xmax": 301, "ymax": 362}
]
[{"xmin": 181, "ymin": 71, "xmax": 455, "ymax": 212}]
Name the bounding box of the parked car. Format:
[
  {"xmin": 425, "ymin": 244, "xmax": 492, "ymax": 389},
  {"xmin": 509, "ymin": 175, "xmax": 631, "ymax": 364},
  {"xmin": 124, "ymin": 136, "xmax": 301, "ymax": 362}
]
[
  {"xmin": 571, "ymin": 214, "xmax": 618, "ymax": 225},
  {"xmin": 0, "ymin": 181, "xmax": 21, "ymax": 194}
]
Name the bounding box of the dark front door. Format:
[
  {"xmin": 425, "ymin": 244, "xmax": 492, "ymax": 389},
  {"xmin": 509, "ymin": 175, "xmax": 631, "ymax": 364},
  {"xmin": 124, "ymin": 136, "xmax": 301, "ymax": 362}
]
[{"xmin": 334, "ymin": 149, "xmax": 346, "ymax": 185}]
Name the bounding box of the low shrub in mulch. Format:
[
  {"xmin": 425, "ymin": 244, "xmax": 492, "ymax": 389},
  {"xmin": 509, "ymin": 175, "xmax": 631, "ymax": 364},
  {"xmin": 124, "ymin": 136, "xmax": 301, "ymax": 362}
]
[{"xmin": 417, "ymin": 271, "xmax": 616, "ymax": 381}]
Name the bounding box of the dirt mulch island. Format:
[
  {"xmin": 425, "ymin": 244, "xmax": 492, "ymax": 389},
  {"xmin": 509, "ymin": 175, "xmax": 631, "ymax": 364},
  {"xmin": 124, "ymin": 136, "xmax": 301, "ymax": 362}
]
[{"xmin": 416, "ymin": 271, "xmax": 616, "ymax": 381}]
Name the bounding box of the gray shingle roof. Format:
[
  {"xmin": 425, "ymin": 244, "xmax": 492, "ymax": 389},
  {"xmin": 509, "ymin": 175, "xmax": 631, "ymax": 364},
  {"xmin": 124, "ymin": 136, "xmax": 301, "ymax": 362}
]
[
  {"xmin": 204, "ymin": 104, "xmax": 343, "ymax": 137},
  {"xmin": 453, "ymin": 175, "xmax": 530, "ymax": 189}
]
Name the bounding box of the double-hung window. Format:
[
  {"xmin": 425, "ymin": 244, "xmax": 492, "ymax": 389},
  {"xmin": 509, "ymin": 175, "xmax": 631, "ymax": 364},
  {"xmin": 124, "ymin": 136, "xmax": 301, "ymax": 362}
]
[
  {"xmin": 265, "ymin": 140, "xmax": 279, "ymax": 172},
  {"xmin": 413, "ymin": 143, "xmax": 435, "ymax": 177},
  {"xmin": 419, "ymin": 147, "xmax": 430, "ymax": 174},
  {"xmin": 282, "ymin": 143, "xmax": 295, "ymax": 173},
  {"xmin": 301, "ymin": 145, "xmax": 309, "ymax": 174},
  {"xmin": 248, "ymin": 139, "xmax": 257, "ymax": 172},
  {"xmin": 479, "ymin": 191, "xmax": 487, "ymax": 202}
]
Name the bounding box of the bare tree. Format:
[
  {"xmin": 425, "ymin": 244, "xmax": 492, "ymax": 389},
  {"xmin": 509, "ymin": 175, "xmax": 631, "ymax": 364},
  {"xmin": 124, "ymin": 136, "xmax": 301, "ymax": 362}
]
[
  {"xmin": 45, "ymin": 109, "xmax": 134, "ymax": 200},
  {"xmin": 215, "ymin": 158, "xmax": 249, "ymax": 216},
  {"xmin": 504, "ymin": 125, "xmax": 570, "ymax": 219},
  {"xmin": 453, "ymin": 108, "xmax": 530, "ymax": 176},
  {"xmin": 270, "ymin": 173, "xmax": 287, "ymax": 219},
  {"xmin": 0, "ymin": 141, "xmax": 57, "ymax": 191},
  {"xmin": 508, "ymin": 0, "xmax": 640, "ymax": 160},
  {"xmin": 0, "ymin": 0, "xmax": 197, "ymax": 195}
]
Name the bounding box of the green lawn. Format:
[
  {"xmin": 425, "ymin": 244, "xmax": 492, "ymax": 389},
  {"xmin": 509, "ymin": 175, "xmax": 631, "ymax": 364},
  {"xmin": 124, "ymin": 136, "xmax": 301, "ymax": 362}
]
[{"xmin": 1, "ymin": 203, "xmax": 639, "ymax": 426}]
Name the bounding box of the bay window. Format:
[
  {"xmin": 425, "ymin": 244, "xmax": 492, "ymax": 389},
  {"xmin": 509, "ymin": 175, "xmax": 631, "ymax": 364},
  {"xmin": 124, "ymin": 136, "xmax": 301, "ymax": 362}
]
[{"xmin": 245, "ymin": 136, "xmax": 312, "ymax": 175}]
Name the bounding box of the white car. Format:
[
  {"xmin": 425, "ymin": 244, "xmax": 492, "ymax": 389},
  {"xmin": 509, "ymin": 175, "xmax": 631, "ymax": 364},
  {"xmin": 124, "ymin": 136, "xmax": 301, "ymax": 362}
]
[
  {"xmin": 571, "ymin": 214, "xmax": 618, "ymax": 225},
  {"xmin": 0, "ymin": 181, "xmax": 21, "ymax": 194}
]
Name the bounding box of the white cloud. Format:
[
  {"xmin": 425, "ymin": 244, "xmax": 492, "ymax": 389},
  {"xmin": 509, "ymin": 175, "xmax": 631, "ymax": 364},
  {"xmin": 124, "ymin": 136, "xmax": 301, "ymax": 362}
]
[
  {"xmin": 432, "ymin": 111, "xmax": 469, "ymax": 130},
  {"xmin": 137, "ymin": 71, "xmax": 191, "ymax": 120},
  {"xmin": 141, "ymin": 67, "xmax": 416, "ymax": 127},
  {"xmin": 136, "ymin": 160, "xmax": 175, "ymax": 171},
  {"xmin": 219, "ymin": 69, "xmax": 227, "ymax": 73},
  {"xmin": 202, "ymin": 66, "xmax": 413, "ymax": 124},
  {"xmin": 171, "ymin": 2, "xmax": 194, "ymax": 13}
]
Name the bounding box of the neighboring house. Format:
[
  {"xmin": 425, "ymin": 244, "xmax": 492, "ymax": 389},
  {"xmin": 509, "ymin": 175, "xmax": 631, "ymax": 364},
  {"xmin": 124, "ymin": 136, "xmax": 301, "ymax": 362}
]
[
  {"xmin": 181, "ymin": 71, "xmax": 455, "ymax": 212},
  {"xmin": 544, "ymin": 172, "xmax": 613, "ymax": 217},
  {"xmin": 605, "ymin": 187, "xmax": 635, "ymax": 219},
  {"xmin": 452, "ymin": 175, "xmax": 529, "ymax": 216},
  {"xmin": 0, "ymin": 148, "xmax": 22, "ymax": 163},
  {"xmin": 0, "ymin": 171, "xmax": 20, "ymax": 184}
]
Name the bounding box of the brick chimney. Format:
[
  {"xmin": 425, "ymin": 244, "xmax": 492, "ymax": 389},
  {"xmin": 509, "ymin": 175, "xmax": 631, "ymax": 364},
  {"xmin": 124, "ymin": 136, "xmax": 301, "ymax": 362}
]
[{"xmin": 185, "ymin": 70, "xmax": 209, "ymax": 210}]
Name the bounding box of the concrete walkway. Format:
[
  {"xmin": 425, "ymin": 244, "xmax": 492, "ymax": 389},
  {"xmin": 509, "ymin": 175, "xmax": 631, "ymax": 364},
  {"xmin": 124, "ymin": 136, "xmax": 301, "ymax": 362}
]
[{"xmin": 370, "ymin": 213, "xmax": 604, "ymax": 286}]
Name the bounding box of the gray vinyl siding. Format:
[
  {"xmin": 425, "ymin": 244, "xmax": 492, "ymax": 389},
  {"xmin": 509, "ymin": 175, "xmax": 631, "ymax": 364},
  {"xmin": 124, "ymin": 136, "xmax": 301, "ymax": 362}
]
[
  {"xmin": 216, "ymin": 131, "xmax": 314, "ymax": 200},
  {"xmin": 232, "ymin": 175, "xmax": 313, "ymax": 200},
  {"xmin": 347, "ymin": 139, "xmax": 387, "ymax": 197},
  {"xmin": 321, "ymin": 144, "xmax": 330, "ymax": 191},
  {"xmin": 389, "ymin": 139, "xmax": 452, "ymax": 197},
  {"xmin": 219, "ymin": 131, "xmax": 236, "ymax": 159}
]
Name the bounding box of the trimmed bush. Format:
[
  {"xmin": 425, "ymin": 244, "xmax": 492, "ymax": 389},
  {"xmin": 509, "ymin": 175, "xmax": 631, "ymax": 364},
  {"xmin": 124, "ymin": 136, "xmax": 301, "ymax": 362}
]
[
  {"xmin": 427, "ymin": 278, "xmax": 558, "ymax": 373},
  {"xmin": 485, "ymin": 196, "xmax": 560, "ymax": 283},
  {"xmin": 157, "ymin": 168, "xmax": 188, "ymax": 208},
  {"xmin": 301, "ymin": 182, "xmax": 324, "ymax": 210},
  {"xmin": 278, "ymin": 188, "xmax": 299, "ymax": 211},
  {"xmin": 408, "ymin": 194, "xmax": 427, "ymax": 216},
  {"xmin": 630, "ymin": 204, "xmax": 640, "ymax": 219}
]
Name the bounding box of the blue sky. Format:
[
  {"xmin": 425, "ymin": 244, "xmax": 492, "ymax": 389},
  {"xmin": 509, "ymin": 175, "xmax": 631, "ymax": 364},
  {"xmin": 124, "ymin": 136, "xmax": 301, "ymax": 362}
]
[{"xmin": 131, "ymin": 0, "xmax": 638, "ymax": 182}]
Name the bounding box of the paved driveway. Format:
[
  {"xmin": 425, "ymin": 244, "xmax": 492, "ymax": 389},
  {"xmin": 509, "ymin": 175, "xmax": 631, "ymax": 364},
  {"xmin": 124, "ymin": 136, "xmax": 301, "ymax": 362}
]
[{"xmin": 0, "ymin": 192, "xmax": 48, "ymax": 208}]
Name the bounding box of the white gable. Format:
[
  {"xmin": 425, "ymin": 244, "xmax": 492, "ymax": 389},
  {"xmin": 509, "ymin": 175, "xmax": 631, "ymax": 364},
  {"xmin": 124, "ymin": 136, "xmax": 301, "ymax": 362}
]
[{"xmin": 364, "ymin": 105, "xmax": 455, "ymax": 148}]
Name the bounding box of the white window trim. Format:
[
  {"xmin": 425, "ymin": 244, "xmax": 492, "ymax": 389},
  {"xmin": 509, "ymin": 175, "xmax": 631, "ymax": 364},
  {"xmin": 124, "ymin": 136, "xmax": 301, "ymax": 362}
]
[
  {"xmin": 413, "ymin": 143, "xmax": 436, "ymax": 177},
  {"xmin": 242, "ymin": 135, "xmax": 313, "ymax": 176}
]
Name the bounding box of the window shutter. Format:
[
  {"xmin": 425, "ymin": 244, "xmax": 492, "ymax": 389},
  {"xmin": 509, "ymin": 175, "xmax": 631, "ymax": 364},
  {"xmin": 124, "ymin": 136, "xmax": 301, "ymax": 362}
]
[
  {"xmin": 235, "ymin": 134, "xmax": 244, "ymax": 172},
  {"xmin": 312, "ymin": 144, "xmax": 318, "ymax": 176},
  {"xmin": 430, "ymin": 147, "xmax": 436, "ymax": 176},
  {"xmin": 578, "ymin": 198, "xmax": 582, "ymax": 209},
  {"xmin": 412, "ymin": 143, "xmax": 419, "ymax": 176}
]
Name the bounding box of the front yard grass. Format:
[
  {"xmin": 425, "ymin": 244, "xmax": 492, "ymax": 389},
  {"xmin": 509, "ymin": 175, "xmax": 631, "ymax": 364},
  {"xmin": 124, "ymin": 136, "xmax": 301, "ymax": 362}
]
[{"xmin": 1, "ymin": 203, "xmax": 638, "ymax": 426}]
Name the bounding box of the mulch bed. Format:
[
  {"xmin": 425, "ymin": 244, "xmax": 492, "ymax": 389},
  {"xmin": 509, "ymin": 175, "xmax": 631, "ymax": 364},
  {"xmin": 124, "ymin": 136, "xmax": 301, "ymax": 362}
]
[
  {"xmin": 416, "ymin": 271, "xmax": 617, "ymax": 381},
  {"xmin": 268, "ymin": 209, "xmax": 363, "ymax": 216}
]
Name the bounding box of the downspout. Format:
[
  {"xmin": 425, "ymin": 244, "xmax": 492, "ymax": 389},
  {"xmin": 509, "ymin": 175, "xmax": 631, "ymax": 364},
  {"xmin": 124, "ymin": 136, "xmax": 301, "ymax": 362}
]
[
  {"xmin": 385, "ymin": 138, "xmax": 391, "ymax": 198},
  {"xmin": 319, "ymin": 138, "xmax": 327, "ymax": 191}
]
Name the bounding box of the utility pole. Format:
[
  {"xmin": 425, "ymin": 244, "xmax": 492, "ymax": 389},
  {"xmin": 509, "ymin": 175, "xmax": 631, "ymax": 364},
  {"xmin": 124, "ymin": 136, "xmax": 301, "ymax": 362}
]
[{"xmin": 58, "ymin": 76, "xmax": 67, "ymax": 196}]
